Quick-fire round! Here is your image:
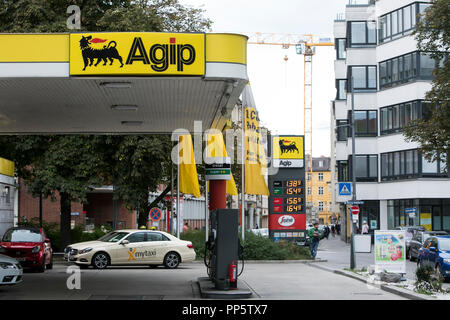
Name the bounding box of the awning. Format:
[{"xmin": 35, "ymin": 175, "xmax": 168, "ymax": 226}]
[{"xmin": 0, "ymin": 32, "xmax": 248, "ymax": 133}]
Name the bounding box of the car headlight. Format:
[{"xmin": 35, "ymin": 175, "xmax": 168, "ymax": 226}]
[
  {"xmin": 31, "ymin": 246, "xmax": 41, "ymax": 253},
  {"xmin": 444, "ymin": 259, "xmax": 450, "ymax": 264},
  {"xmin": 78, "ymin": 248, "xmax": 93, "ymax": 254},
  {"xmin": 0, "ymin": 262, "xmax": 14, "ymax": 269}
]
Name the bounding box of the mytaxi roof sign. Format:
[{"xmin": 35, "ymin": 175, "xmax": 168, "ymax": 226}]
[{"xmin": 69, "ymin": 32, "xmax": 205, "ymax": 76}]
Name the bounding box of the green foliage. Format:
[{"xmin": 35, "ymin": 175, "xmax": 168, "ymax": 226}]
[
  {"xmin": 181, "ymin": 230, "xmax": 311, "ymax": 261},
  {"xmin": 18, "ymin": 217, "xmax": 111, "ymax": 251},
  {"xmin": 403, "ymin": 0, "xmax": 450, "ymax": 166},
  {"xmin": 0, "ymin": 0, "xmax": 212, "ymax": 33},
  {"xmin": 414, "ymin": 264, "xmax": 445, "ymax": 295}
]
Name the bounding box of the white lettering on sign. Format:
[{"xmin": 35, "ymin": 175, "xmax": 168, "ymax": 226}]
[{"xmin": 278, "ymin": 215, "xmax": 295, "ymax": 227}]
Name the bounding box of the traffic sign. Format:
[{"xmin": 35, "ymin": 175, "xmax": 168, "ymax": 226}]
[
  {"xmin": 149, "ymin": 207, "xmax": 162, "ymax": 222},
  {"xmin": 351, "ymin": 206, "xmax": 359, "ymax": 215},
  {"xmin": 338, "ymin": 182, "xmax": 352, "ymax": 196},
  {"xmin": 345, "ymin": 201, "xmax": 364, "ymax": 205}
]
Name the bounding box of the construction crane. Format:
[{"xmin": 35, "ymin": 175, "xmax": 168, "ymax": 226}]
[{"xmin": 245, "ymin": 32, "xmax": 334, "ymax": 222}]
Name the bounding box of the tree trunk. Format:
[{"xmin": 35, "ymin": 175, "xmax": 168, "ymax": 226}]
[{"xmin": 60, "ymin": 192, "xmax": 72, "ymax": 250}]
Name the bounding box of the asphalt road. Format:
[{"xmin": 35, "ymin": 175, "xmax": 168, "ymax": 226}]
[
  {"xmin": 315, "ymin": 235, "xmax": 450, "ymax": 291},
  {"xmin": 0, "ymin": 261, "xmax": 405, "ymax": 300}
]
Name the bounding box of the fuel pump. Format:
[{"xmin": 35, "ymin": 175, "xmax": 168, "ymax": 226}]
[{"xmin": 204, "ymin": 209, "xmax": 241, "ymax": 290}]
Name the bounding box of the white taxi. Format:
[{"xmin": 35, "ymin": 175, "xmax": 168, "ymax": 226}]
[{"xmin": 64, "ymin": 230, "xmax": 195, "ymax": 269}]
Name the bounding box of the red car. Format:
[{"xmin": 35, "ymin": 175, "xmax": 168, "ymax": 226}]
[{"xmin": 0, "ymin": 227, "xmax": 53, "ymax": 272}]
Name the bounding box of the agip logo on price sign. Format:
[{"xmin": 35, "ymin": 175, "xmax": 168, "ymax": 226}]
[{"xmin": 272, "ymin": 136, "xmax": 304, "ymax": 168}]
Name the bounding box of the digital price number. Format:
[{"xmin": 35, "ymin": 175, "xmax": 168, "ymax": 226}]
[
  {"xmin": 286, "ymin": 187, "xmax": 302, "ymax": 195},
  {"xmin": 285, "ymin": 179, "xmax": 302, "ymax": 187},
  {"xmin": 272, "ymin": 179, "xmax": 304, "ymax": 214}
]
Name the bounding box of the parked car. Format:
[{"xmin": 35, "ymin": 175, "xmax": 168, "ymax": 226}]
[
  {"xmin": 0, "ymin": 254, "xmax": 23, "ymax": 286},
  {"xmin": 408, "ymin": 230, "xmax": 448, "ymax": 261},
  {"xmin": 394, "ymin": 226, "xmax": 426, "ymax": 258},
  {"xmin": 0, "ymin": 227, "xmax": 53, "ymax": 272},
  {"xmin": 417, "ymin": 236, "xmax": 450, "ymax": 280},
  {"xmin": 64, "ymin": 229, "xmax": 195, "ymax": 269}
]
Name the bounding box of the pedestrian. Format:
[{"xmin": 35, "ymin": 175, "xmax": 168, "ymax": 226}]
[
  {"xmin": 361, "ymin": 221, "xmax": 369, "ymax": 234},
  {"xmin": 331, "ymin": 224, "xmax": 336, "ymax": 237},
  {"xmin": 183, "ymin": 222, "xmax": 189, "ymax": 233},
  {"xmin": 324, "ymin": 223, "xmax": 330, "ymax": 240},
  {"xmin": 336, "ymin": 222, "xmax": 341, "ymax": 235},
  {"xmin": 308, "ymin": 222, "xmax": 322, "ymax": 259}
]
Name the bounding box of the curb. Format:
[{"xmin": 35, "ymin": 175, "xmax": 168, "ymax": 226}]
[{"xmin": 322, "ymin": 267, "xmax": 433, "ymax": 300}]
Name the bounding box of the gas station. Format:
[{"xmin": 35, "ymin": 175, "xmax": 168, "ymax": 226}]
[{"xmin": 0, "ymin": 32, "xmax": 252, "ymax": 297}]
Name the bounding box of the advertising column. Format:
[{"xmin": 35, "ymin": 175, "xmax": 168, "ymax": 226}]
[{"xmin": 268, "ymin": 136, "xmax": 306, "ymax": 243}]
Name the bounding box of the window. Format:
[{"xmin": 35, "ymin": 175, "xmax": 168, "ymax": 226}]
[
  {"xmin": 307, "ymin": 187, "xmax": 311, "ymax": 195},
  {"xmin": 336, "ymin": 79, "xmax": 347, "ymax": 100},
  {"xmin": 348, "ymin": 110, "xmax": 377, "ymax": 137},
  {"xmin": 348, "ymin": 66, "xmax": 377, "ymax": 91},
  {"xmin": 380, "ymin": 149, "xmax": 447, "ymax": 181},
  {"xmin": 336, "ymin": 120, "xmax": 348, "ymax": 141},
  {"xmin": 347, "ymin": 21, "xmax": 376, "ymax": 47},
  {"xmin": 337, "ymin": 161, "xmax": 349, "ymax": 182},
  {"xmin": 318, "ymin": 187, "xmax": 324, "ymax": 195},
  {"xmin": 3, "ymin": 186, "xmax": 10, "ymax": 204},
  {"xmin": 146, "ymin": 232, "xmax": 170, "ymax": 241},
  {"xmin": 307, "ymin": 173, "xmax": 311, "ymax": 181},
  {"xmin": 379, "ymin": 51, "xmax": 438, "ymax": 90},
  {"xmin": 318, "ymin": 201, "xmax": 324, "ymax": 212},
  {"xmin": 318, "ymin": 173, "xmax": 324, "ymax": 181},
  {"xmin": 349, "ymin": 155, "xmax": 378, "ymax": 182},
  {"xmin": 379, "ymin": 3, "xmax": 427, "ymax": 44},
  {"xmin": 380, "ymin": 100, "xmax": 428, "ymax": 135},
  {"xmin": 126, "ymin": 232, "xmax": 146, "ymax": 243},
  {"xmin": 336, "ymin": 38, "xmax": 346, "ymax": 59}
]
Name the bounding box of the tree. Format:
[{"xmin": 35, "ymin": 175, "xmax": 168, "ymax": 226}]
[{"xmin": 403, "ymin": 0, "xmax": 450, "ymax": 166}]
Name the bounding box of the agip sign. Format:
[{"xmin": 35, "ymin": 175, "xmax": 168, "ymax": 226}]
[{"xmin": 69, "ymin": 33, "xmax": 205, "ymax": 76}]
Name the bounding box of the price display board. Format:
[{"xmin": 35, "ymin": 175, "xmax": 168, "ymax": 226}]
[{"xmin": 268, "ymin": 135, "xmax": 306, "ymax": 243}]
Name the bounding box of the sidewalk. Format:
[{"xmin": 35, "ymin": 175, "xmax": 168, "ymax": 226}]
[{"xmin": 313, "ymin": 235, "xmax": 449, "ymax": 300}]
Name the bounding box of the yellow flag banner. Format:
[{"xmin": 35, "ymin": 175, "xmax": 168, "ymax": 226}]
[
  {"xmin": 244, "ymin": 106, "xmax": 269, "ymax": 196},
  {"xmin": 206, "ymin": 132, "xmax": 238, "ymax": 196},
  {"xmin": 178, "ymin": 135, "xmax": 201, "ymax": 198}
]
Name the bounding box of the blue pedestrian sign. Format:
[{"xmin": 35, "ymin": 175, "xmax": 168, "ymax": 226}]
[{"xmin": 338, "ymin": 182, "xmax": 352, "ymax": 196}]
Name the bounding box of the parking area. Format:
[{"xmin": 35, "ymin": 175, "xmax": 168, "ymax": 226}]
[{"xmin": 0, "ymin": 261, "xmax": 405, "ymax": 300}]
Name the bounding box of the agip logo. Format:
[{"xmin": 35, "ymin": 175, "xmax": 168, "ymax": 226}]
[
  {"xmin": 272, "ymin": 136, "xmax": 304, "ymax": 168},
  {"xmin": 70, "ymin": 33, "xmax": 205, "ymax": 76}
]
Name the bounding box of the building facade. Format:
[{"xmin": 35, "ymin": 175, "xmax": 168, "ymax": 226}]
[
  {"xmin": 332, "ymin": 0, "xmax": 449, "ymax": 241},
  {"xmin": 306, "ymin": 156, "xmax": 339, "ymax": 225},
  {"xmin": 0, "ymin": 158, "xmax": 16, "ymax": 237}
]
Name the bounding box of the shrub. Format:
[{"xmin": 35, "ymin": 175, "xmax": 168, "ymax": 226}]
[
  {"xmin": 414, "ymin": 265, "xmax": 444, "ymax": 294},
  {"xmin": 18, "ymin": 218, "xmax": 111, "ymax": 252},
  {"xmin": 181, "ymin": 229, "xmax": 311, "ymax": 260}
]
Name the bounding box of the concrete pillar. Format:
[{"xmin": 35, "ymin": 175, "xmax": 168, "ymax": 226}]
[
  {"xmin": 379, "ymin": 200, "xmax": 387, "ymax": 230},
  {"xmin": 249, "ymin": 206, "xmax": 254, "ymax": 230}
]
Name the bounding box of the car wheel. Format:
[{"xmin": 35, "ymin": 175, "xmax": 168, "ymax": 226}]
[
  {"xmin": 36, "ymin": 255, "xmax": 46, "ymax": 273},
  {"xmin": 164, "ymin": 252, "xmax": 180, "ymax": 269},
  {"xmin": 46, "ymin": 254, "xmax": 53, "ymax": 270},
  {"xmin": 92, "ymin": 252, "xmax": 110, "ymax": 269}
]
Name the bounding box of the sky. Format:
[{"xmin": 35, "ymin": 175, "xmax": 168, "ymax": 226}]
[{"xmin": 180, "ymin": 0, "xmax": 349, "ymax": 157}]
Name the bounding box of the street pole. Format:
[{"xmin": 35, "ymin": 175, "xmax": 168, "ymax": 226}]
[
  {"xmin": 241, "ymin": 104, "xmax": 245, "ymax": 241},
  {"xmin": 177, "ymin": 138, "xmax": 180, "ymax": 239},
  {"xmin": 350, "ymin": 76, "xmax": 356, "ymax": 270}
]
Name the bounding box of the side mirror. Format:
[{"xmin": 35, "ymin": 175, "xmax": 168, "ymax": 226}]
[
  {"xmin": 120, "ymin": 240, "xmax": 129, "ymax": 245},
  {"xmin": 45, "ymin": 238, "xmax": 51, "ymax": 243},
  {"xmin": 429, "ymin": 247, "xmax": 437, "ymax": 252}
]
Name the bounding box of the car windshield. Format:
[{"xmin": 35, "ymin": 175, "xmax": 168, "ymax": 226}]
[
  {"xmin": 439, "ymin": 238, "xmax": 450, "ymax": 251},
  {"xmin": 98, "ymin": 232, "xmax": 129, "ymax": 242},
  {"xmin": 2, "ymin": 229, "xmax": 42, "ymax": 242}
]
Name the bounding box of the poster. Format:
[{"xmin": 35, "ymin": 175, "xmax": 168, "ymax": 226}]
[
  {"xmin": 420, "ymin": 212, "xmax": 432, "ymax": 231},
  {"xmin": 374, "ymin": 230, "xmax": 406, "ymax": 273}
]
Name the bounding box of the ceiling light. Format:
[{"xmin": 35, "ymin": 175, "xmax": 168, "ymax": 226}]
[
  {"xmin": 100, "ymin": 82, "xmax": 132, "ymax": 88},
  {"xmin": 111, "ymin": 105, "xmax": 138, "ymax": 111},
  {"xmin": 121, "ymin": 121, "xmax": 143, "ymax": 126}
]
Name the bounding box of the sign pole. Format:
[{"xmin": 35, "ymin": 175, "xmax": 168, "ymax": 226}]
[
  {"xmin": 350, "ymin": 76, "xmax": 356, "ymax": 270},
  {"xmin": 241, "ymin": 103, "xmax": 246, "ymax": 241}
]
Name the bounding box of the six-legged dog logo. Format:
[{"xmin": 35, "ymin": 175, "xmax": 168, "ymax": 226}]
[
  {"xmin": 279, "ymin": 139, "xmax": 299, "ymax": 154},
  {"xmin": 79, "ymin": 35, "xmax": 124, "ymax": 71}
]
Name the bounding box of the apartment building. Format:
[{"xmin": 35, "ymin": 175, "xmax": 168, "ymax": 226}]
[{"xmin": 332, "ymin": 0, "xmax": 450, "ymax": 240}]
